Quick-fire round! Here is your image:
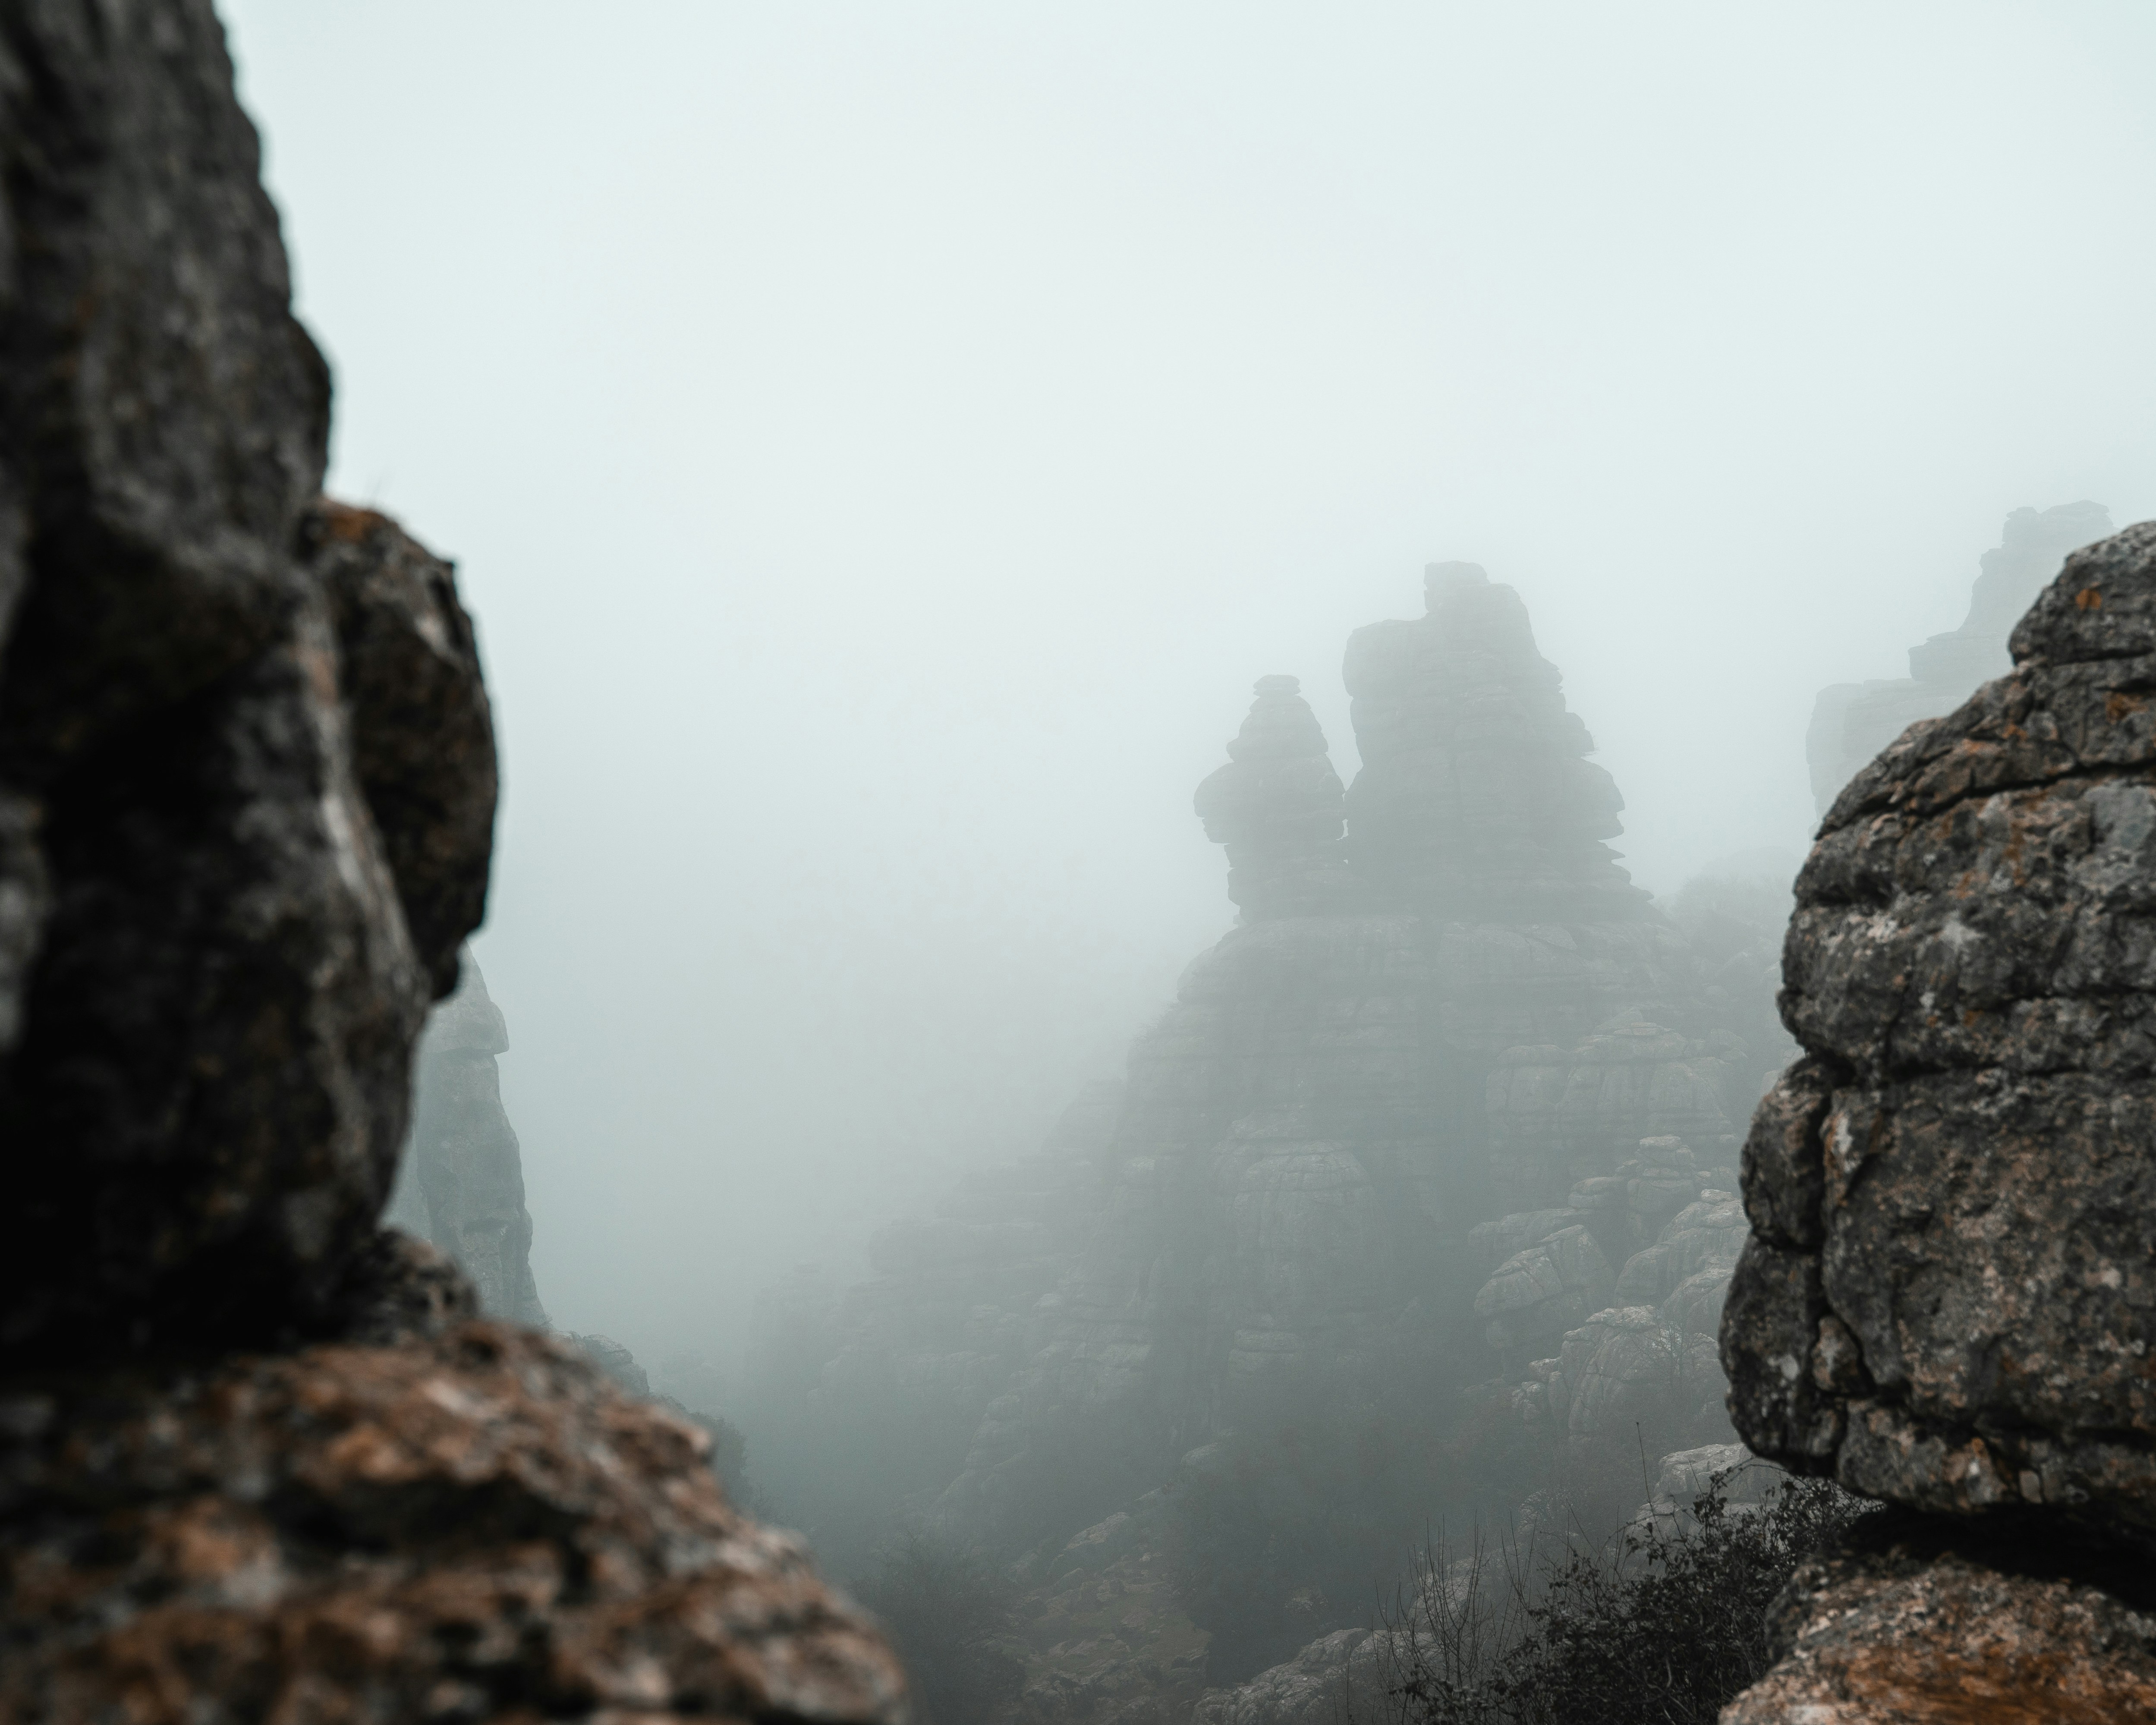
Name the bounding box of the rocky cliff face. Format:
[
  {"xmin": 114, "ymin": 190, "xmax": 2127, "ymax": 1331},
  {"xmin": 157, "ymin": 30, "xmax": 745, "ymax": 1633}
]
[
  {"xmin": 1806, "ymin": 501, "xmax": 2112, "ymax": 814},
  {"xmin": 1721, "ymin": 520, "xmax": 2156, "ymax": 1719},
  {"xmin": 0, "ymin": 8, "xmax": 901, "ymax": 1721}
]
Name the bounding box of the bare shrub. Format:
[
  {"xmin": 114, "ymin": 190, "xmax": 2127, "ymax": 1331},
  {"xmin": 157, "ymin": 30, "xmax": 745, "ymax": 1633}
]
[{"xmin": 1354, "ymin": 1473, "xmax": 1871, "ymax": 1725}]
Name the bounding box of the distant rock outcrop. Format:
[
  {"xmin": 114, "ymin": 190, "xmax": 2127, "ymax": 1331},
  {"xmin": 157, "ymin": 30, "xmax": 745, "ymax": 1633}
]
[
  {"xmin": 1721, "ymin": 520, "xmax": 2156, "ymax": 1718},
  {"xmin": 0, "ymin": 8, "xmax": 900, "ymax": 1720},
  {"xmin": 1193, "ymin": 676, "xmax": 1356, "ymax": 920},
  {"xmin": 1346, "ymin": 561, "xmax": 1650, "ymax": 922},
  {"xmin": 1805, "ymin": 501, "xmax": 2112, "ymax": 814},
  {"xmin": 385, "ymin": 950, "xmax": 550, "ymax": 1326},
  {"xmin": 922, "ymin": 562, "xmax": 1740, "ymax": 1598}
]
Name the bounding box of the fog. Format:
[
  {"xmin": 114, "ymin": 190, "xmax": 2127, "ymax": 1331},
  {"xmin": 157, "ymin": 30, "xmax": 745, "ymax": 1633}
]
[{"xmin": 223, "ymin": 1, "xmax": 2156, "ymax": 1373}]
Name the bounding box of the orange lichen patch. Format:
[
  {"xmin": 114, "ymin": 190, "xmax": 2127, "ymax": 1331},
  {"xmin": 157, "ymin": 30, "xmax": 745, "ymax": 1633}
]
[
  {"xmin": 2076, "ymin": 585, "xmax": 2104, "ymax": 610},
  {"xmin": 314, "ymin": 497, "xmax": 392, "ymax": 544}
]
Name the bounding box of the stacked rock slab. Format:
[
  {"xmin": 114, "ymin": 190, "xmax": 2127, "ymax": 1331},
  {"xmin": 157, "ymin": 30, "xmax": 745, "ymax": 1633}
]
[
  {"xmin": 1720, "ymin": 521, "xmax": 2156, "ymax": 1719},
  {"xmin": 1193, "ymin": 675, "xmax": 1357, "ymax": 919},
  {"xmin": 935, "ymin": 563, "xmax": 1734, "ymax": 1545},
  {"xmin": 0, "ymin": 8, "xmax": 900, "ymax": 1722},
  {"xmin": 385, "ymin": 949, "xmax": 551, "ymax": 1326},
  {"xmin": 1806, "ymin": 501, "xmax": 2112, "ymax": 815}
]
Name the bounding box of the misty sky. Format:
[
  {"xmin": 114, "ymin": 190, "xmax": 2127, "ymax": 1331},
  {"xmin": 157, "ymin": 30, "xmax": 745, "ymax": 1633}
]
[{"xmin": 222, "ymin": 2, "xmax": 2156, "ymax": 1372}]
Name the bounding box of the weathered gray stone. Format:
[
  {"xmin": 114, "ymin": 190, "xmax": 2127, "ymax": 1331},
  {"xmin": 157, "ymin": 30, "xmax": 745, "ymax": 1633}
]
[
  {"xmin": 1725, "ymin": 520, "xmax": 2156, "ymax": 1534},
  {"xmin": 0, "ymin": 8, "xmax": 903, "ymax": 1716}
]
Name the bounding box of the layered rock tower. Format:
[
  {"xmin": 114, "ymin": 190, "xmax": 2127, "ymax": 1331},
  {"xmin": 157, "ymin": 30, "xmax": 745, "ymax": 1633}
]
[
  {"xmin": 0, "ymin": 9, "xmax": 900, "ymax": 1721},
  {"xmin": 1723, "ymin": 521, "xmax": 2156, "ymax": 1718},
  {"xmin": 932, "ymin": 562, "xmax": 1745, "ymax": 1543}
]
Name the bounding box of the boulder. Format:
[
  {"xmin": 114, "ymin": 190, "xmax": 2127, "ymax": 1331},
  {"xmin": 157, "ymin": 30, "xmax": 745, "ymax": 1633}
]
[
  {"xmin": 1725, "ymin": 521, "xmax": 2156, "ymax": 1530},
  {"xmin": 1722, "ymin": 519, "xmax": 2156, "ymax": 1717}
]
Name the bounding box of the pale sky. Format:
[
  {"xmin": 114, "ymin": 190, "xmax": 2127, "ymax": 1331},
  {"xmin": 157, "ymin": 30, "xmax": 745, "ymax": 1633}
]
[{"xmin": 223, "ymin": 1, "xmax": 2156, "ymax": 1366}]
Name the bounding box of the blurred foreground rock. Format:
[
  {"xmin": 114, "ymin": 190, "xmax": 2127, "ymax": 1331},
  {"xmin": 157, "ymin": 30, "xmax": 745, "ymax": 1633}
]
[
  {"xmin": 0, "ymin": 6, "xmax": 901, "ymax": 1721},
  {"xmin": 1720, "ymin": 520, "xmax": 2156, "ymax": 1719}
]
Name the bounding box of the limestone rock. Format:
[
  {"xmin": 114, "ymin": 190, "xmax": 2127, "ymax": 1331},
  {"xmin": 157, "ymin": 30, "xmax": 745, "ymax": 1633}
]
[
  {"xmin": 1193, "ymin": 676, "xmax": 1357, "ymax": 920},
  {"xmin": 1723, "ymin": 1517, "xmax": 2156, "ymax": 1724},
  {"xmin": 0, "ymin": 2, "xmax": 445, "ymax": 1358},
  {"xmin": 1725, "ymin": 520, "xmax": 2156, "ymax": 1534},
  {"xmin": 0, "ymin": 1323, "xmax": 906, "ymax": 1725},
  {"xmin": 1806, "ymin": 501, "xmax": 2112, "ymax": 814}
]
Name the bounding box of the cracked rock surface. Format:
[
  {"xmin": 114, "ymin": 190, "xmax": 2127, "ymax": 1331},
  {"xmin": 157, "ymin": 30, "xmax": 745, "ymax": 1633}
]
[{"xmin": 1721, "ymin": 520, "xmax": 2156, "ymax": 1720}]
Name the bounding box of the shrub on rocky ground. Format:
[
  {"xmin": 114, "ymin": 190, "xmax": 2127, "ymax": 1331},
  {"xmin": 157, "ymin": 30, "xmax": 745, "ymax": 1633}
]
[{"xmin": 1368, "ymin": 1474, "xmax": 1872, "ymax": 1725}]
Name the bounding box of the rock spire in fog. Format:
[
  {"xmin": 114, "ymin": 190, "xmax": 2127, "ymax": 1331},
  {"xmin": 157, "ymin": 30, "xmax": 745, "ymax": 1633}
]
[
  {"xmin": 1193, "ymin": 674, "xmax": 1357, "ymax": 919},
  {"xmin": 384, "ymin": 950, "xmax": 550, "ymax": 1327},
  {"xmin": 1343, "ymin": 560, "xmax": 1652, "ymax": 921},
  {"xmin": 1806, "ymin": 500, "xmax": 2112, "ymax": 813}
]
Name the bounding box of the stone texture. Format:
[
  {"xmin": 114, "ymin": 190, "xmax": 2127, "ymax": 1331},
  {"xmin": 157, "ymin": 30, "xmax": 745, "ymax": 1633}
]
[
  {"xmin": 1722, "ymin": 1517, "xmax": 2156, "ymax": 1725},
  {"xmin": 1722, "ymin": 519, "xmax": 2156, "ymax": 1719},
  {"xmin": 0, "ymin": 8, "xmax": 903, "ymax": 1718},
  {"xmin": 385, "ymin": 950, "xmax": 550, "ymax": 1327},
  {"xmin": 1725, "ymin": 520, "xmax": 2156, "ymax": 1533},
  {"xmin": 0, "ymin": 1322, "xmax": 906, "ymax": 1725},
  {"xmin": 1193, "ymin": 676, "xmax": 1357, "ymax": 920},
  {"xmin": 1806, "ymin": 501, "xmax": 2112, "ymax": 814}
]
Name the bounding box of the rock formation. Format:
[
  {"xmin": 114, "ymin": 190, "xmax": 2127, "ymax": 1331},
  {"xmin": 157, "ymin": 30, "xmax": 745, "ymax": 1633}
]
[
  {"xmin": 0, "ymin": 8, "xmax": 900, "ymax": 1720},
  {"xmin": 1345, "ymin": 560, "xmax": 1649, "ymax": 922},
  {"xmin": 1806, "ymin": 501, "xmax": 2112, "ymax": 814},
  {"xmin": 734, "ymin": 559, "xmax": 1749, "ymax": 1700},
  {"xmin": 1193, "ymin": 676, "xmax": 1356, "ymax": 919},
  {"xmin": 385, "ymin": 949, "xmax": 551, "ymax": 1326},
  {"xmin": 1721, "ymin": 520, "xmax": 2156, "ymax": 1718}
]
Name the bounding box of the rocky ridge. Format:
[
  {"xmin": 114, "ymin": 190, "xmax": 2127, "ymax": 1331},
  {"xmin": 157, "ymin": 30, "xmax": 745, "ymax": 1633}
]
[
  {"xmin": 1720, "ymin": 519, "xmax": 2156, "ymax": 1718},
  {"xmin": 0, "ymin": 7, "xmax": 900, "ymax": 1721}
]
